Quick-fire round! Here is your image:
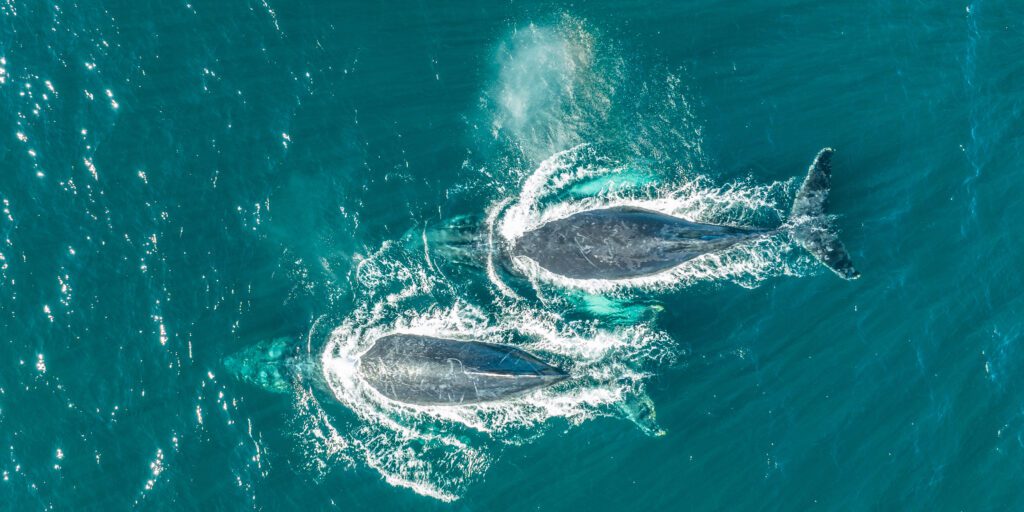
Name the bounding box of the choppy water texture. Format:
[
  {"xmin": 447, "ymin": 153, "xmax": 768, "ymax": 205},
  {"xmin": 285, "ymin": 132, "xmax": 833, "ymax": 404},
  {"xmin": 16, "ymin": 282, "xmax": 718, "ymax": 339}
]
[{"xmin": 2, "ymin": 1, "xmax": 1024, "ymax": 510}]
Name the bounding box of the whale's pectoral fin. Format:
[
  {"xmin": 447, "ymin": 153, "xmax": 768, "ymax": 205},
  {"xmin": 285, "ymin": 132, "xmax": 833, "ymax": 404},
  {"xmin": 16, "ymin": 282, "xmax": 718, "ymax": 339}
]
[
  {"xmin": 563, "ymin": 167, "xmax": 658, "ymax": 200},
  {"xmin": 575, "ymin": 293, "xmax": 664, "ymax": 324},
  {"xmin": 615, "ymin": 392, "xmax": 665, "ymax": 437},
  {"xmin": 789, "ymin": 148, "xmax": 860, "ymax": 280}
]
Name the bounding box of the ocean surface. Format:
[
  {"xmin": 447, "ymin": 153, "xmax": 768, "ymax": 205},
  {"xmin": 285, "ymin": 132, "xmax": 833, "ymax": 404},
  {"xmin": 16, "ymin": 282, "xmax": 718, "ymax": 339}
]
[{"xmin": 2, "ymin": 1, "xmax": 1023, "ymax": 510}]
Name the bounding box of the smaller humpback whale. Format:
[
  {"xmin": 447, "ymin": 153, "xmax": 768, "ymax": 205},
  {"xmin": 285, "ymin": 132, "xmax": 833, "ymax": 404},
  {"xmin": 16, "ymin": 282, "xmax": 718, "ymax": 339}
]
[
  {"xmin": 224, "ymin": 335, "xmax": 568, "ymax": 407},
  {"xmin": 513, "ymin": 148, "xmax": 860, "ymax": 281},
  {"xmin": 359, "ymin": 334, "xmax": 568, "ymax": 405}
]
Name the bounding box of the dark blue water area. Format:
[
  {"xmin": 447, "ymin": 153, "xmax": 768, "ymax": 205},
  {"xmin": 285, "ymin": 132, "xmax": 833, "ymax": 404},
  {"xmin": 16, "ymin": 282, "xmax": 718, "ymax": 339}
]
[{"xmin": 1, "ymin": 0, "xmax": 1023, "ymax": 510}]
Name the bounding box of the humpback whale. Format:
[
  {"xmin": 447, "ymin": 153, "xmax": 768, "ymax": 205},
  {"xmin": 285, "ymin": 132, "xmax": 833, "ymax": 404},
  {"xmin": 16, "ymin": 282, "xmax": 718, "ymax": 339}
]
[
  {"xmin": 224, "ymin": 334, "xmax": 567, "ymax": 406},
  {"xmin": 359, "ymin": 334, "xmax": 568, "ymax": 405},
  {"xmin": 512, "ymin": 148, "xmax": 860, "ymax": 280}
]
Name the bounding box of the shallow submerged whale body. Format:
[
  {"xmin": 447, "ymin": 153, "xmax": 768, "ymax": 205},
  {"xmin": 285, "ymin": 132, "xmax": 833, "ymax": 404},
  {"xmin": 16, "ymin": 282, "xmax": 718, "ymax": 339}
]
[
  {"xmin": 513, "ymin": 148, "xmax": 860, "ymax": 281},
  {"xmin": 223, "ymin": 334, "xmax": 567, "ymax": 406},
  {"xmin": 359, "ymin": 334, "xmax": 568, "ymax": 405}
]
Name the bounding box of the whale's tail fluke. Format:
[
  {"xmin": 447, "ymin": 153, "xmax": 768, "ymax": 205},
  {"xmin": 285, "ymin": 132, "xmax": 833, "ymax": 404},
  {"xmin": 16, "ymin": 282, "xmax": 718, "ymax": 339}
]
[
  {"xmin": 788, "ymin": 148, "xmax": 860, "ymax": 280},
  {"xmin": 223, "ymin": 337, "xmax": 299, "ymax": 394},
  {"xmin": 223, "ymin": 337, "xmax": 322, "ymax": 394}
]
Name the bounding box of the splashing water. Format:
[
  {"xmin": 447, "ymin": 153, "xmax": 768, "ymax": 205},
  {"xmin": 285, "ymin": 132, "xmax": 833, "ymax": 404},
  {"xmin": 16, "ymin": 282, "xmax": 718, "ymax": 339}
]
[
  {"xmin": 482, "ymin": 16, "xmax": 704, "ymax": 173},
  {"xmin": 488, "ymin": 18, "xmax": 618, "ymax": 164}
]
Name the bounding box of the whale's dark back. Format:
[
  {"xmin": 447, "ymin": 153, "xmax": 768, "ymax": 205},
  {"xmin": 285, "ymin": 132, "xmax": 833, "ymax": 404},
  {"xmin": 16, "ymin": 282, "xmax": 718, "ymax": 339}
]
[
  {"xmin": 513, "ymin": 206, "xmax": 766, "ymax": 280},
  {"xmin": 359, "ymin": 334, "xmax": 567, "ymax": 405}
]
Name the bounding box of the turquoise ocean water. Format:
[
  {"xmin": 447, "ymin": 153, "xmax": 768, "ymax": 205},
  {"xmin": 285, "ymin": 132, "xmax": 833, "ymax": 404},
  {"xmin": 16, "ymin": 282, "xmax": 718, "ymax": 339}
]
[{"xmin": 2, "ymin": 1, "xmax": 1023, "ymax": 509}]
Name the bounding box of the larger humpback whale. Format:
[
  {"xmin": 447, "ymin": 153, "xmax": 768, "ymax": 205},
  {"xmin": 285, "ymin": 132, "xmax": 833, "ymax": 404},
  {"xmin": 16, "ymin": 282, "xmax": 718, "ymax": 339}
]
[
  {"xmin": 512, "ymin": 148, "xmax": 860, "ymax": 280},
  {"xmin": 223, "ymin": 334, "xmax": 567, "ymax": 406}
]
